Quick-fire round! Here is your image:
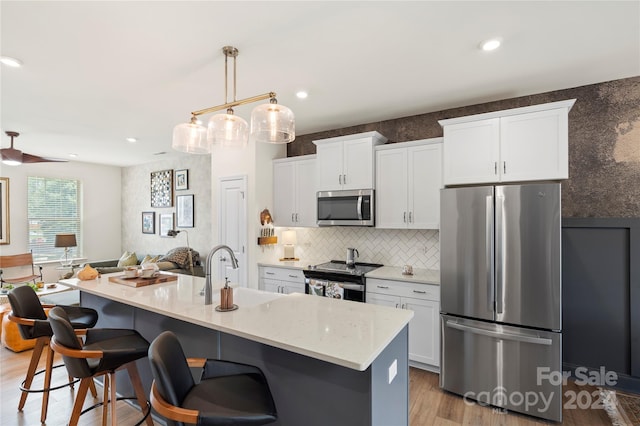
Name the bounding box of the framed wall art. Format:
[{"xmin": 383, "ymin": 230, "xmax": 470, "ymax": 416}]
[
  {"xmin": 142, "ymin": 211, "xmax": 155, "ymax": 234},
  {"xmin": 151, "ymin": 169, "xmax": 173, "ymax": 208},
  {"xmin": 176, "ymin": 194, "xmax": 194, "ymax": 228},
  {"xmin": 159, "ymin": 213, "xmax": 174, "ymax": 237},
  {"xmin": 175, "ymin": 169, "xmax": 189, "ymax": 191},
  {"xmin": 0, "ymin": 177, "xmax": 9, "ymax": 245}
]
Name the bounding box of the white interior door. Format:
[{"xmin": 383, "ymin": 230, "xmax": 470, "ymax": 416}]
[{"xmin": 218, "ymin": 176, "xmax": 247, "ymax": 287}]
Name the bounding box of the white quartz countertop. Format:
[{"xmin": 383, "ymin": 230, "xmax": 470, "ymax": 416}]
[
  {"xmin": 365, "ymin": 266, "xmax": 440, "ymax": 285},
  {"xmin": 257, "ymin": 260, "xmax": 327, "ymax": 270},
  {"xmin": 60, "ymin": 273, "xmax": 412, "ymax": 371}
]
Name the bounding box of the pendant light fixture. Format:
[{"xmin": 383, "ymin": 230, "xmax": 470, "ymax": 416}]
[{"xmin": 172, "ymin": 46, "xmax": 295, "ymax": 154}]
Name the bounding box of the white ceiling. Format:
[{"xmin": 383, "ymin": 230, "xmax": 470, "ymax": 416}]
[{"xmin": 1, "ymin": 1, "xmax": 638, "ymax": 167}]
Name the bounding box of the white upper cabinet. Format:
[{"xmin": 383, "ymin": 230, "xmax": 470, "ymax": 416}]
[
  {"xmin": 273, "ymin": 155, "xmax": 317, "ymax": 227},
  {"xmin": 314, "ymin": 131, "xmax": 387, "ymax": 191},
  {"xmin": 376, "ymin": 139, "xmax": 442, "ymax": 229},
  {"xmin": 439, "ymin": 99, "xmax": 575, "ymax": 186}
]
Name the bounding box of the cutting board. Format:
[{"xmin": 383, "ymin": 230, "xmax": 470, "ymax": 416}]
[{"xmin": 108, "ymin": 273, "xmax": 178, "ymax": 288}]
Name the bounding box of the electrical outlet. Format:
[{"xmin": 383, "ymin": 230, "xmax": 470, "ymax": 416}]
[{"xmin": 388, "ymin": 359, "xmax": 397, "ymax": 384}]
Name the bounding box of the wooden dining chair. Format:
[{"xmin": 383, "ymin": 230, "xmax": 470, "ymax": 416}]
[{"xmin": 0, "ymin": 252, "xmax": 43, "ymax": 287}]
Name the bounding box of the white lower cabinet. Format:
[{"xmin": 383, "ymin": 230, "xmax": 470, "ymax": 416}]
[
  {"xmin": 259, "ymin": 266, "xmax": 305, "ymax": 294},
  {"xmin": 367, "ymin": 278, "xmax": 440, "ymax": 371}
]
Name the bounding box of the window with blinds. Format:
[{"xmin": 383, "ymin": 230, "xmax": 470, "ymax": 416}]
[{"xmin": 27, "ymin": 176, "xmax": 82, "ymax": 262}]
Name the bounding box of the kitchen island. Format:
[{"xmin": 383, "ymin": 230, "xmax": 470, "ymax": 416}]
[{"xmin": 60, "ymin": 272, "xmax": 413, "ymax": 425}]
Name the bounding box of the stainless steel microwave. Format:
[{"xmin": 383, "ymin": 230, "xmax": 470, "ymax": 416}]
[{"xmin": 317, "ymin": 189, "xmax": 374, "ymax": 226}]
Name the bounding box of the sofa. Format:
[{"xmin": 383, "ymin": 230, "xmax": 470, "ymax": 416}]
[{"xmin": 83, "ymin": 247, "xmax": 205, "ymax": 277}]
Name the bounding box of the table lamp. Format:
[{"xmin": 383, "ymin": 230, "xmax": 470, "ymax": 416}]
[
  {"xmin": 280, "ymin": 230, "xmax": 298, "ymax": 261},
  {"xmin": 55, "ymin": 233, "xmax": 77, "ymax": 266}
]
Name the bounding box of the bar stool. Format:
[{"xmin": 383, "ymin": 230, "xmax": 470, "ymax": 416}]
[
  {"xmin": 148, "ymin": 331, "xmax": 277, "ymax": 426},
  {"xmin": 48, "ymin": 306, "xmax": 154, "ymax": 426},
  {"xmin": 7, "ymin": 285, "xmax": 99, "ymax": 423}
]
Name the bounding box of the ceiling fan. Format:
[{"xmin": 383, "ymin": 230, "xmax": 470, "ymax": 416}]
[{"xmin": 1, "ymin": 131, "xmax": 67, "ymax": 166}]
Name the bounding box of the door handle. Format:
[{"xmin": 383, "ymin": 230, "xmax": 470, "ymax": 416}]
[
  {"xmin": 395, "ymin": 303, "xmax": 399, "ymax": 308},
  {"xmin": 495, "ymin": 193, "xmax": 505, "ymax": 315},
  {"xmin": 357, "ymin": 195, "xmax": 363, "ymax": 220},
  {"xmin": 265, "ymin": 272, "xmax": 275, "ymax": 275},
  {"xmin": 339, "ymin": 175, "xmax": 342, "ymax": 185},
  {"xmin": 288, "ymin": 274, "xmax": 298, "ymax": 278},
  {"xmin": 486, "ymin": 194, "xmax": 495, "ymax": 314},
  {"xmin": 494, "ymin": 161, "xmax": 498, "ymax": 175},
  {"xmin": 295, "ymin": 213, "xmax": 299, "ymax": 222},
  {"xmin": 291, "ymin": 213, "xmax": 295, "ymax": 223},
  {"xmin": 503, "ymin": 161, "xmax": 506, "ymax": 174},
  {"xmin": 446, "ymin": 321, "xmax": 552, "ymax": 346},
  {"xmin": 377, "ymin": 285, "xmax": 389, "ymax": 289},
  {"xmin": 403, "ymin": 212, "xmax": 406, "ymax": 223},
  {"xmin": 343, "ymin": 174, "xmax": 346, "ymax": 185},
  {"xmin": 412, "ymin": 290, "xmax": 426, "ymax": 294},
  {"xmin": 408, "ymin": 211, "xmax": 412, "ymax": 223}
]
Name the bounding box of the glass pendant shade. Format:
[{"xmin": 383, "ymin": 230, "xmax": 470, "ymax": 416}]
[
  {"xmin": 250, "ymin": 102, "xmax": 295, "ymax": 144},
  {"xmin": 172, "ymin": 121, "xmax": 209, "ymax": 154},
  {"xmin": 206, "ymin": 111, "xmax": 249, "ymax": 148}
]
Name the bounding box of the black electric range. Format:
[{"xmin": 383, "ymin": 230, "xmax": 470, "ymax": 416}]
[{"xmin": 302, "ymin": 260, "xmax": 383, "ymax": 302}]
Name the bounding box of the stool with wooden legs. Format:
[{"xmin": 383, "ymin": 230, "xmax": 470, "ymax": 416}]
[
  {"xmin": 7, "ymin": 285, "xmax": 99, "ymax": 423},
  {"xmin": 148, "ymin": 331, "xmax": 277, "ymax": 426},
  {"xmin": 48, "ymin": 306, "xmax": 154, "ymax": 426}
]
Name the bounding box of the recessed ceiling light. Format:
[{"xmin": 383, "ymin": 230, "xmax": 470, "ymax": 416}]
[
  {"xmin": 126, "ymin": 137, "xmax": 137, "ymax": 143},
  {"xmin": 296, "ymin": 91, "xmax": 308, "ymax": 99},
  {"xmin": 69, "ymin": 153, "xmax": 78, "ymax": 158},
  {"xmin": 0, "ymin": 56, "xmax": 23, "ymax": 67},
  {"xmin": 480, "ymin": 38, "xmax": 501, "ymax": 51}
]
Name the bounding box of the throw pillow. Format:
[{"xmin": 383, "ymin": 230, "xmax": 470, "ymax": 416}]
[
  {"xmin": 159, "ymin": 247, "xmax": 199, "ymax": 270},
  {"xmin": 141, "ymin": 255, "xmax": 159, "ymax": 265},
  {"xmin": 116, "ymin": 251, "xmax": 138, "ymax": 267}
]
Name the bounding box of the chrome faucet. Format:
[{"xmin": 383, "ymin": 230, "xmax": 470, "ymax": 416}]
[{"xmin": 204, "ymin": 245, "xmax": 239, "ymax": 305}]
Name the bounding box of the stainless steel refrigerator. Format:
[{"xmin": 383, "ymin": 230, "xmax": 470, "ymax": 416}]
[{"xmin": 440, "ymin": 183, "xmax": 562, "ymax": 422}]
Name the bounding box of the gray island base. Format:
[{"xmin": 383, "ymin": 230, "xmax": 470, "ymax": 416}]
[{"xmin": 74, "ymin": 281, "xmax": 410, "ymax": 426}]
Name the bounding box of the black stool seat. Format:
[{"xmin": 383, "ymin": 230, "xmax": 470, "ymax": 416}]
[
  {"xmin": 49, "ymin": 307, "xmax": 153, "ymax": 426},
  {"xmin": 149, "ymin": 331, "xmax": 277, "ymax": 426},
  {"xmin": 7, "ymin": 285, "xmax": 99, "ymax": 423}
]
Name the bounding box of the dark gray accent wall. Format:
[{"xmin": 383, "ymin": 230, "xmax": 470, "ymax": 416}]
[
  {"xmin": 562, "ymin": 218, "xmax": 640, "ymax": 393},
  {"xmin": 289, "ymin": 76, "xmax": 640, "ymax": 218}
]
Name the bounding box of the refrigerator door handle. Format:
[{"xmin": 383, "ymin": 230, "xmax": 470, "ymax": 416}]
[
  {"xmin": 486, "ymin": 195, "xmax": 495, "ymax": 313},
  {"xmin": 445, "ymin": 320, "xmax": 553, "ymax": 346},
  {"xmin": 495, "ymin": 193, "xmax": 505, "ymax": 314}
]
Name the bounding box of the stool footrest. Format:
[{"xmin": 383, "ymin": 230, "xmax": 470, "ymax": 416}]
[
  {"xmin": 19, "ymin": 364, "xmax": 80, "ymax": 393},
  {"xmin": 79, "ymin": 397, "xmax": 151, "ymax": 426}
]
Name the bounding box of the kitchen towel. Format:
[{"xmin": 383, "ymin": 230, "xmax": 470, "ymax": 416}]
[{"xmin": 326, "ymin": 282, "xmax": 344, "ymax": 299}]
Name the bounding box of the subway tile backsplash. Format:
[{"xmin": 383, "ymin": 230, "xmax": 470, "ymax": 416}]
[{"xmin": 259, "ymin": 227, "xmax": 440, "ymax": 270}]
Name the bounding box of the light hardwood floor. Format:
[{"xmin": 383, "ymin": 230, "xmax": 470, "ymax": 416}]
[{"xmin": 1, "ymin": 346, "xmax": 614, "ymax": 425}]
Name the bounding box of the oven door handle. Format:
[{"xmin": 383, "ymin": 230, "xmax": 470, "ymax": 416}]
[{"xmin": 340, "ymin": 283, "xmax": 365, "ymax": 291}]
